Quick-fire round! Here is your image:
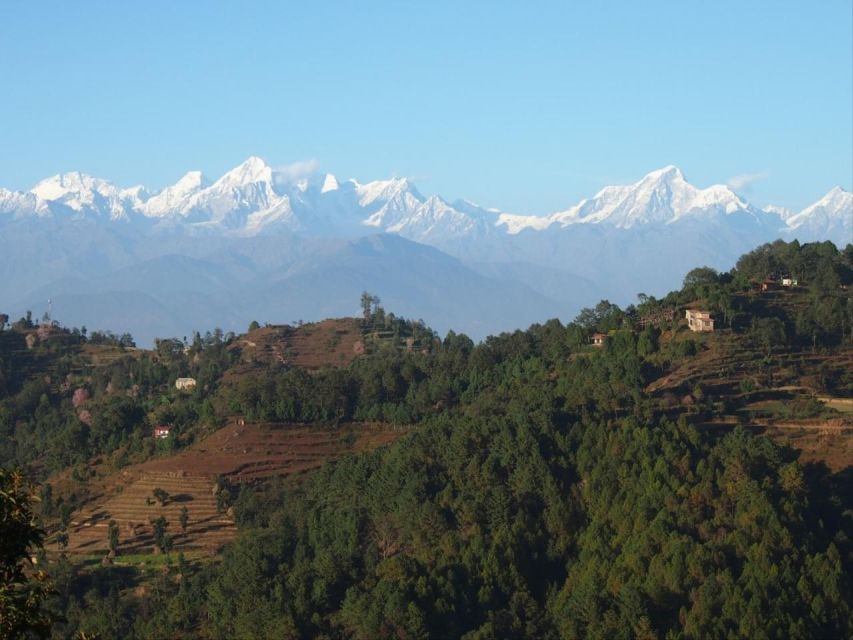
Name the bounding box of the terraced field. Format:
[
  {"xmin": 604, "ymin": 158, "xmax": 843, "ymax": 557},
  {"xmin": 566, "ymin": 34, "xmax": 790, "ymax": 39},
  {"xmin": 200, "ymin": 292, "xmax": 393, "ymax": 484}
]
[
  {"xmin": 141, "ymin": 421, "xmax": 401, "ymax": 480},
  {"xmin": 226, "ymin": 318, "xmax": 363, "ymax": 380},
  {"xmin": 61, "ymin": 421, "xmax": 404, "ymax": 556},
  {"xmin": 645, "ymin": 322, "xmax": 853, "ymax": 472},
  {"xmin": 66, "ymin": 471, "xmax": 232, "ymax": 556}
]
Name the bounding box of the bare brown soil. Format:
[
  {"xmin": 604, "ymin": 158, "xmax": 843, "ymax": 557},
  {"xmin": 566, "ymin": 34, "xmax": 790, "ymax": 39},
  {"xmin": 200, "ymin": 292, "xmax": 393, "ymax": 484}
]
[
  {"xmin": 226, "ymin": 318, "xmax": 363, "ymax": 379},
  {"xmin": 696, "ymin": 416, "xmax": 853, "ymax": 472},
  {"xmin": 140, "ymin": 421, "xmax": 403, "ymax": 480},
  {"xmin": 64, "ymin": 471, "xmax": 234, "ymax": 556},
  {"xmin": 765, "ymin": 425, "xmax": 853, "ymax": 472},
  {"xmin": 61, "ymin": 420, "xmax": 405, "ymax": 556}
]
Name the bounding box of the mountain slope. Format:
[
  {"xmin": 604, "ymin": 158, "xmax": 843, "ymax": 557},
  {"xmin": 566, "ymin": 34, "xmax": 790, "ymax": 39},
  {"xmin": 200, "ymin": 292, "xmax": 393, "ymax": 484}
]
[{"xmin": 784, "ymin": 187, "xmax": 852, "ymax": 245}]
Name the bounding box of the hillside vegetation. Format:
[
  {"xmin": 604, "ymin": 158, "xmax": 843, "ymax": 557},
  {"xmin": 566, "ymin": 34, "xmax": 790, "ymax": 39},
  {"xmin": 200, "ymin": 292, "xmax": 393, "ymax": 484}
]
[{"xmin": 0, "ymin": 239, "xmax": 851, "ymax": 639}]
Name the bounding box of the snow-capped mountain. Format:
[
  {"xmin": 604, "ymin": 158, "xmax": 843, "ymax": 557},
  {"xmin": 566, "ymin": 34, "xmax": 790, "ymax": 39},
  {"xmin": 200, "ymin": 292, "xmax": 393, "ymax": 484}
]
[
  {"xmin": 148, "ymin": 156, "xmax": 295, "ymax": 231},
  {"xmin": 0, "ymin": 157, "xmax": 848, "ymax": 345},
  {"xmin": 0, "ymin": 188, "xmax": 50, "ymax": 217},
  {"xmin": 142, "ymin": 170, "xmax": 208, "ymax": 218},
  {"xmin": 499, "ymin": 165, "xmax": 765, "ymax": 233},
  {"xmin": 763, "ymin": 204, "xmax": 796, "ymax": 221},
  {"xmin": 783, "ymin": 187, "xmax": 852, "ymax": 246},
  {"xmin": 29, "ymin": 171, "xmax": 147, "ymax": 220},
  {"xmin": 2, "ymin": 158, "xmax": 847, "ymax": 245}
]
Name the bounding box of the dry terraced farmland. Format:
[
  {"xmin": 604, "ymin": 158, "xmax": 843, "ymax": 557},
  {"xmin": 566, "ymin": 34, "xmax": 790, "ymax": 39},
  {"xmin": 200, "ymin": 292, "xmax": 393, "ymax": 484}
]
[
  {"xmin": 65, "ymin": 470, "xmax": 232, "ymax": 556},
  {"xmin": 62, "ymin": 421, "xmax": 404, "ymax": 556}
]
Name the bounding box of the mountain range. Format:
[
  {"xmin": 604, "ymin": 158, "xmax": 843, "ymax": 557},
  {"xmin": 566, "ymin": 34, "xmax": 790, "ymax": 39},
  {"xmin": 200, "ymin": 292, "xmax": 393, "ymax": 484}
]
[{"xmin": 1, "ymin": 158, "xmax": 849, "ymax": 343}]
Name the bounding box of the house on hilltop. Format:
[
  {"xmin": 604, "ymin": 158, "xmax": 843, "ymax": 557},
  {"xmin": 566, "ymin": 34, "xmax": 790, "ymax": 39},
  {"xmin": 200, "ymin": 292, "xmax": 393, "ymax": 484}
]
[
  {"xmin": 759, "ymin": 277, "xmax": 778, "ymax": 292},
  {"xmin": 591, "ymin": 332, "xmax": 607, "ymax": 347},
  {"xmin": 154, "ymin": 425, "xmax": 171, "ymax": 439},
  {"xmin": 175, "ymin": 377, "xmax": 197, "ymax": 391},
  {"xmin": 685, "ymin": 309, "xmax": 714, "ymax": 332}
]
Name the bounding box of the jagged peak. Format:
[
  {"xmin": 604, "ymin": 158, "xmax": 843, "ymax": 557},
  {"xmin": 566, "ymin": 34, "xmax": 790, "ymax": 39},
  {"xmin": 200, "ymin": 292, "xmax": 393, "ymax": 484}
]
[
  {"xmin": 218, "ymin": 156, "xmax": 273, "ymax": 186},
  {"xmin": 643, "ymin": 165, "xmax": 685, "ymax": 182},
  {"xmin": 804, "ymin": 186, "xmax": 851, "ymax": 211},
  {"xmin": 423, "ymin": 193, "xmax": 448, "ymax": 205},
  {"xmin": 786, "ymin": 186, "xmax": 853, "ymax": 230},
  {"xmin": 355, "ymin": 176, "xmax": 422, "ymax": 206},
  {"xmin": 763, "ymin": 204, "xmax": 796, "ymax": 220},
  {"xmin": 819, "ymin": 186, "xmax": 850, "ymax": 203},
  {"xmin": 175, "ymin": 170, "xmax": 207, "ymax": 190},
  {"xmin": 30, "ymin": 171, "xmax": 117, "ymax": 201},
  {"xmin": 119, "ymin": 185, "xmax": 149, "ymax": 203},
  {"xmin": 321, "ymin": 174, "xmax": 339, "ymax": 193}
]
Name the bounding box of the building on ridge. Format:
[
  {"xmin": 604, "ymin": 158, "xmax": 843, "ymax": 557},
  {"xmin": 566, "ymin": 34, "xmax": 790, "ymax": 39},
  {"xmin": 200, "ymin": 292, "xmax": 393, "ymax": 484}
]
[
  {"xmin": 685, "ymin": 309, "xmax": 714, "ymax": 332},
  {"xmin": 175, "ymin": 377, "xmax": 197, "ymax": 391}
]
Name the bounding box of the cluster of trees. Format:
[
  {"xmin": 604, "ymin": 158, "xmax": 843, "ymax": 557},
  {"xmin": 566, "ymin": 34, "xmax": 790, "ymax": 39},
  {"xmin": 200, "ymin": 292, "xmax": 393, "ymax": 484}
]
[
  {"xmin": 0, "ymin": 322, "xmax": 236, "ymax": 479},
  {"xmin": 0, "ymin": 469, "xmax": 52, "ymax": 639},
  {"xmin": 192, "ymin": 415, "xmax": 850, "ymax": 639},
  {"xmin": 628, "ymin": 240, "xmax": 852, "ymax": 346},
  {"xmin": 46, "ymin": 329, "xmax": 851, "ymax": 637}
]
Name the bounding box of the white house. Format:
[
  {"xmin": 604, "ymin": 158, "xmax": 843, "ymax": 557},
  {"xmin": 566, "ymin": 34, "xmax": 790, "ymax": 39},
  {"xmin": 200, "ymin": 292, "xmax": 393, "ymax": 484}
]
[
  {"xmin": 175, "ymin": 377, "xmax": 197, "ymax": 391},
  {"xmin": 685, "ymin": 309, "xmax": 714, "ymax": 332}
]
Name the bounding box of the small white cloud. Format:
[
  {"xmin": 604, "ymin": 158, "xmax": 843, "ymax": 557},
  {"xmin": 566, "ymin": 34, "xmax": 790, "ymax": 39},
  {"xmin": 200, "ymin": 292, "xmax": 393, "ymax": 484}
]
[
  {"xmin": 274, "ymin": 159, "xmax": 320, "ymax": 184},
  {"xmin": 727, "ymin": 171, "xmax": 770, "ymax": 192}
]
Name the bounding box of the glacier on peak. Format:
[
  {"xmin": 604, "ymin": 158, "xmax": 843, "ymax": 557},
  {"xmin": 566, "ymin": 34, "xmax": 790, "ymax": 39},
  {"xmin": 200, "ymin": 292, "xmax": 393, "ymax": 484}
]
[
  {"xmin": 217, "ymin": 156, "xmax": 274, "ymax": 188},
  {"xmin": 354, "ymin": 176, "xmax": 421, "ymax": 208},
  {"xmin": 783, "ymin": 187, "xmax": 852, "ymax": 245},
  {"xmin": 763, "ymin": 204, "xmax": 796, "ymax": 221},
  {"xmin": 321, "ymin": 174, "xmax": 340, "ymax": 193},
  {"xmin": 0, "ymin": 188, "xmax": 51, "ymax": 217},
  {"xmin": 142, "ymin": 171, "xmax": 208, "ymax": 218},
  {"xmin": 29, "ymin": 171, "xmax": 136, "ymax": 220},
  {"xmin": 552, "ymin": 166, "xmax": 754, "ymax": 228}
]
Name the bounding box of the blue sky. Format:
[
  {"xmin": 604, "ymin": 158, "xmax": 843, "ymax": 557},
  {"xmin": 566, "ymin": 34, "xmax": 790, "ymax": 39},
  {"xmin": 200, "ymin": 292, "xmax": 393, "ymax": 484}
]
[{"xmin": 1, "ymin": 1, "xmax": 850, "ymax": 213}]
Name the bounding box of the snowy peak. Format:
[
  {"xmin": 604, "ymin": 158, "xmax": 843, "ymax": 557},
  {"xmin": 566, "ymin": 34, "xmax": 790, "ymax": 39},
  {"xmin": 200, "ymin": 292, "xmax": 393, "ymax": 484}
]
[
  {"xmin": 785, "ymin": 187, "xmax": 852, "ymax": 244},
  {"xmin": 544, "ymin": 166, "xmax": 754, "ymax": 230},
  {"xmin": 218, "ymin": 156, "xmax": 273, "ymax": 188},
  {"xmin": 176, "ymin": 157, "xmax": 288, "ymax": 229},
  {"xmin": 763, "ymin": 204, "xmax": 796, "ymax": 220},
  {"xmin": 211, "ymin": 156, "xmax": 273, "ymax": 190},
  {"xmin": 142, "ymin": 171, "xmax": 208, "ymax": 218},
  {"xmin": 643, "ymin": 164, "xmax": 685, "ymax": 183},
  {"xmin": 354, "ymin": 176, "xmax": 422, "ymax": 208},
  {"xmin": 30, "ymin": 171, "xmax": 101, "ymax": 203},
  {"xmin": 175, "ymin": 170, "xmax": 207, "ymax": 191},
  {"xmin": 29, "ymin": 171, "xmax": 133, "ymax": 219},
  {"xmin": 0, "ymin": 188, "xmax": 50, "ymax": 217},
  {"xmin": 356, "ymin": 177, "xmax": 426, "ymax": 229},
  {"xmin": 813, "ymin": 186, "xmax": 850, "ymax": 212},
  {"xmin": 321, "ymin": 174, "xmax": 339, "ymax": 193},
  {"xmin": 788, "ymin": 187, "xmax": 851, "ymax": 226},
  {"xmin": 2, "ymin": 159, "xmax": 848, "ymax": 247}
]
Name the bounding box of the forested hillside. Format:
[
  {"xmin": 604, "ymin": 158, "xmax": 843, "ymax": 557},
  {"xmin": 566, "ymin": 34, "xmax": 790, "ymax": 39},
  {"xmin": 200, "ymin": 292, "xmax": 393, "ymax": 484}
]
[{"xmin": 1, "ymin": 239, "xmax": 851, "ymax": 639}]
